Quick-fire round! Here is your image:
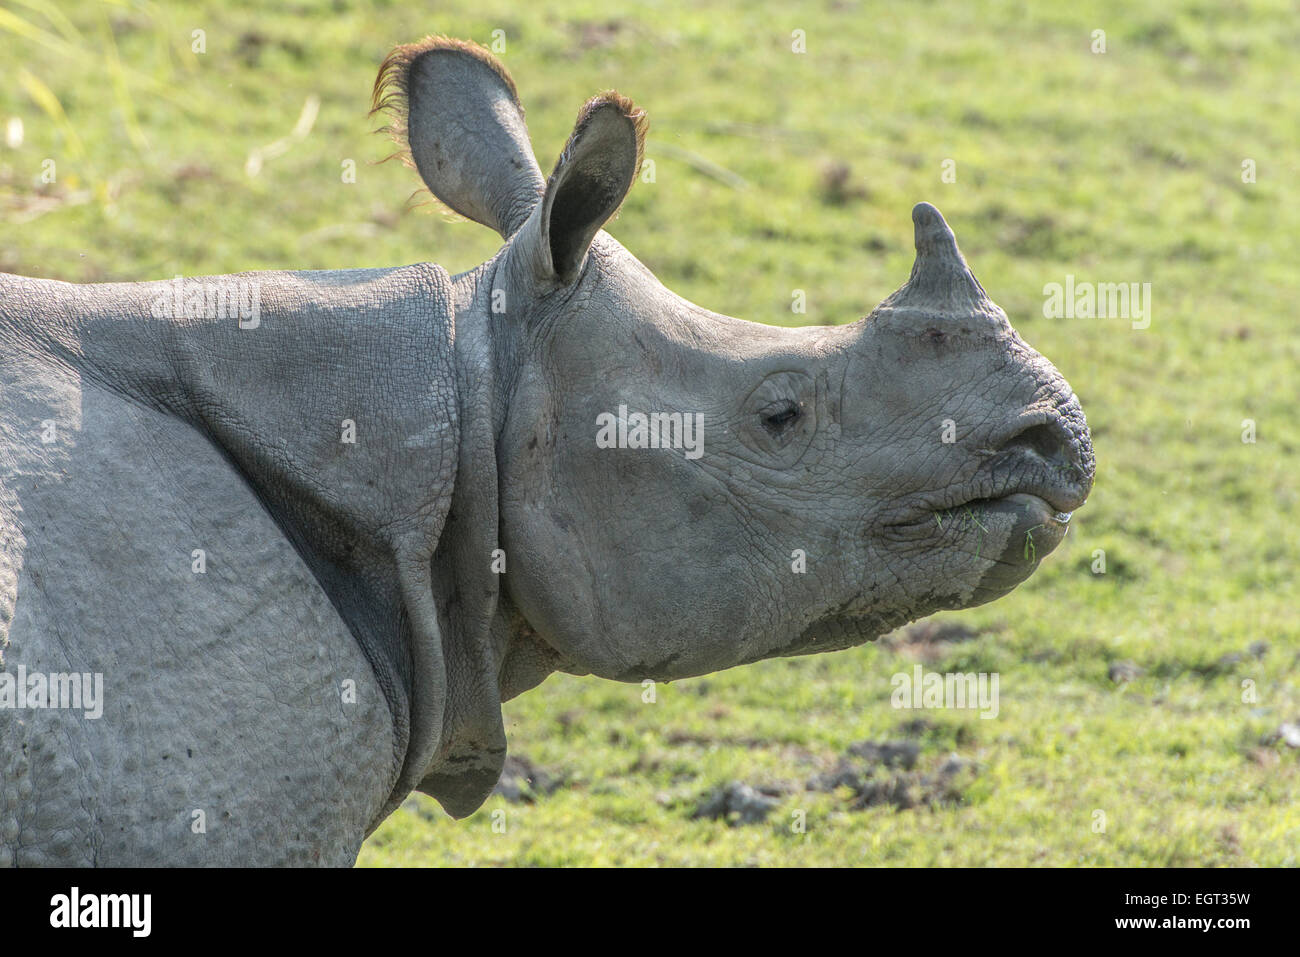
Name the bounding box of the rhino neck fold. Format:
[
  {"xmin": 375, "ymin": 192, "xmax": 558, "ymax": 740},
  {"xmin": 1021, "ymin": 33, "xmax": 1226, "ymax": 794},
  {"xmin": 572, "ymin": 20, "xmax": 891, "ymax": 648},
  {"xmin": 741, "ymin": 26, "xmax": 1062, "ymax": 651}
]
[{"xmin": 413, "ymin": 258, "xmax": 518, "ymax": 817}]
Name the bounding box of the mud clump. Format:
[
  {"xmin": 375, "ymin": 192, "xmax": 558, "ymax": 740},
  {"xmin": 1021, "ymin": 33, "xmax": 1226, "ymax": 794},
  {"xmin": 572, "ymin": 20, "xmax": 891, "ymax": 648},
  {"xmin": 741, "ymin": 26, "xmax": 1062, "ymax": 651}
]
[
  {"xmin": 491, "ymin": 754, "xmax": 563, "ymax": 803},
  {"xmin": 808, "ymin": 741, "xmax": 977, "ymax": 811},
  {"xmin": 692, "ymin": 782, "xmax": 783, "ymax": 826}
]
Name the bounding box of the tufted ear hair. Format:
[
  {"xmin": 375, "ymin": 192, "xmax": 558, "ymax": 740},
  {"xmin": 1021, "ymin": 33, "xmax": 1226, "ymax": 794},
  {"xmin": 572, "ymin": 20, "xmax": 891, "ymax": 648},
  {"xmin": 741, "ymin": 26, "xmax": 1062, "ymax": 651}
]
[
  {"xmin": 514, "ymin": 91, "xmax": 647, "ymax": 284},
  {"xmin": 372, "ymin": 36, "xmax": 546, "ymax": 238}
]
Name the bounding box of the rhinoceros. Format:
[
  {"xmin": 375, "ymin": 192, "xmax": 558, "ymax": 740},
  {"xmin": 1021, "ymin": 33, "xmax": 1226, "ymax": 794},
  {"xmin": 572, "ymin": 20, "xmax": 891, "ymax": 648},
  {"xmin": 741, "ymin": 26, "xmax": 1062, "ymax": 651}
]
[{"xmin": 0, "ymin": 36, "xmax": 1093, "ymax": 865}]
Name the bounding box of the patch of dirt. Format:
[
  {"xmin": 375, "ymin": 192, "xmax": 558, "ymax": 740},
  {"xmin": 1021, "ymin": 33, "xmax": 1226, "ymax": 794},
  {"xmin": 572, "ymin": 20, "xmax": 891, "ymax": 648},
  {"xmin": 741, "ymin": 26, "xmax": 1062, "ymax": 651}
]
[
  {"xmin": 1246, "ymin": 746, "xmax": 1279, "ymax": 768},
  {"xmin": 979, "ymin": 203, "xmax": 1061, "ymax": 257},
  {"xmin": 880, "ymin": 621, "xmax": 981, "ymax": 661},
  {"xmin": 664, "ymin": 729, "xmax": 768, "ymax": 749},
  {"xmin": 491, "ymin": 754, "xmax": 563, "ymax": 803},
  {"xmin": 692, "ymin": 782, "xmax": 784, "ymax": 826},
  {"xmin": 683, "ymin": 733, "xmax": 981, "ymax": 825},
  {"xmin": 235, "ymin": 30, "xmax": 306, "ymax": 67},
  {"xmin": 807, "ymin": 740, "xmax": 977, "ymax": 811},
  {"xmin": 1108, "ymin": 660, "xmax": 1144, "ymax": 684},
  {"xmin": 896, "ymin": 717, "xmax": 939, "ymax": 737},
  {"xmin": 817, "ymin": 160, "xmax": 868, "ymax": 205},
  {"xmin": 568, "ymin": 19, "xmax": 625, "ymax": 54}
]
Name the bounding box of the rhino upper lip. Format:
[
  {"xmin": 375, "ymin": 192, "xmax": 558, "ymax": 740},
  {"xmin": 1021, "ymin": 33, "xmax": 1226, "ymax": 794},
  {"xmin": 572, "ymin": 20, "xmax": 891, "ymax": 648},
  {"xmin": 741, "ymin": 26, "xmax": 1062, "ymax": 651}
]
[
  {"xmin": 885, "ymin": 454, "xmax": 1090, "ymax": 533},
  {"xmin": 953, "ymin": 476, "xmax": 1086, "ymax": 517}
]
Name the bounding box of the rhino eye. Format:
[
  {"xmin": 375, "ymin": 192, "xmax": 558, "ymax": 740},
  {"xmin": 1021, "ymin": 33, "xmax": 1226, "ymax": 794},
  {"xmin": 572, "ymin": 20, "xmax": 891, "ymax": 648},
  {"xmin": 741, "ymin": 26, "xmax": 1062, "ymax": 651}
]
[
  {"xmin": 741, "ymin": 371, "xmax": 816, "ymax": 462},
  {"xmin": 761, "ymin": 401, "xmax": 802, "ymax": 434}
]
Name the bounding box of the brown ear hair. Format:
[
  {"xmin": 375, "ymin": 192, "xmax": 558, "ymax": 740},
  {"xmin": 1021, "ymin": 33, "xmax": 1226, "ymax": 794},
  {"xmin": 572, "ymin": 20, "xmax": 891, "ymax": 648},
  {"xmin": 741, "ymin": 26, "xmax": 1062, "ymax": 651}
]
[{"xmin": 372, "ymin": 36, "xmax": 545, "ymax": 237}]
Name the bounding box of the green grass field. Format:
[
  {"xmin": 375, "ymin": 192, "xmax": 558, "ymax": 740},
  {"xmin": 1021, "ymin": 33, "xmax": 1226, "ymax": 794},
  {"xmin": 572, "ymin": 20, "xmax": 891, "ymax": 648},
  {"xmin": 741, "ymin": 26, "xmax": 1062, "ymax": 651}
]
[{"xmin": 3, "ymin": 0, "xmax": 1296, "ymax": 865}]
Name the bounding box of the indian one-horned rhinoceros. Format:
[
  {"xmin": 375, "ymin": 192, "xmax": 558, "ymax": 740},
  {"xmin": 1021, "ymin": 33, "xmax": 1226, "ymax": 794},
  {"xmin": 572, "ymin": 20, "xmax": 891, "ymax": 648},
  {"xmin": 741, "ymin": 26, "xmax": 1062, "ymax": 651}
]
[{"xmin": 0, "ymin": 36, "xmax": 1093, "ymax": 865}]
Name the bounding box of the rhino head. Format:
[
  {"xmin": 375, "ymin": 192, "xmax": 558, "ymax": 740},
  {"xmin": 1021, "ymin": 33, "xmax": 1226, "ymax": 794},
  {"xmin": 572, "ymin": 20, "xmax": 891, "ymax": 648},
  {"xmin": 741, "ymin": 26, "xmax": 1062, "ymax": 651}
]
[{"xmin": 376, "ymin": 38, "xmax": 1093, "ymax": 807}]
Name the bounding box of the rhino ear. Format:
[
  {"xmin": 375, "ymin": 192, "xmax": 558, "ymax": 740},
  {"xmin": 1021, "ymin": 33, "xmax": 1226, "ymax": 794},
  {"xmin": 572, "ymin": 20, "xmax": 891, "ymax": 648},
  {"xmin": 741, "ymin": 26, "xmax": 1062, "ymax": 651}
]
[
  {"xmin": 529, "ymin": 92, "xmax": 647, "ymax": 283},
  {"xmin": 372, "ymin": 36, "xmax": 545, "ymax": 238}
]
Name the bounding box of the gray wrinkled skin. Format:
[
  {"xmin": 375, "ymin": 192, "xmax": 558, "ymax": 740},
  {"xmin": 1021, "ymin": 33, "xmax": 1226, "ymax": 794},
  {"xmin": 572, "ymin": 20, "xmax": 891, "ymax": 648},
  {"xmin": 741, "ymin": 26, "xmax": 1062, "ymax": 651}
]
[{"xmin": 0, "ymin": 38, "xmax": 1093, "ymax": 865}]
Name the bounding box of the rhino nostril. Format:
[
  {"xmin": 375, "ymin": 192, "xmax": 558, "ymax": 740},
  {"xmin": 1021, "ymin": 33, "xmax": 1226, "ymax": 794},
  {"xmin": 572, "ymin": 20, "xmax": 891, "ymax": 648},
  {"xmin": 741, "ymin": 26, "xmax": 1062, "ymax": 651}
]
[{"xmin": 1000, "ymin": 422, "xmax": 1076, "ymax": 469}]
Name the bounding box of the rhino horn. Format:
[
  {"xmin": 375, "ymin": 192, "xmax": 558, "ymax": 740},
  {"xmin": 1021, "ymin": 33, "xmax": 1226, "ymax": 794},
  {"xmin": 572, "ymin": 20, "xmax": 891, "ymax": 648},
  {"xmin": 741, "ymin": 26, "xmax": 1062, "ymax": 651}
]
[
  {"xmin": 372, "ymin": 36, "xmax": 546, "ymax": 238},
  {"xmin": 873, "ymin": 202, "xmax": 1002, "ymax": 323}
]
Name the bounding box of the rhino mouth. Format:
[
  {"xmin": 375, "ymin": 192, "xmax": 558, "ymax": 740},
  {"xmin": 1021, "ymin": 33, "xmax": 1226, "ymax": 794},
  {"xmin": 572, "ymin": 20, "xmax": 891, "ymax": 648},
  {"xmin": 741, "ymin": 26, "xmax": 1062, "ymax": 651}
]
[
  {"xmin": 882, "ymin": 454, "xmax": 1090, "ymax": 542},
  {"xmin": 938, "ymin": 491, "xmax": 1074, "ymax": 531},
  {"xmin": 878, "ymin": 477, "xmax": 1085, "ymax": 618},
  {"xmin": 778, "ymin": 487, "xmax": 1084, "ymax": 662}
]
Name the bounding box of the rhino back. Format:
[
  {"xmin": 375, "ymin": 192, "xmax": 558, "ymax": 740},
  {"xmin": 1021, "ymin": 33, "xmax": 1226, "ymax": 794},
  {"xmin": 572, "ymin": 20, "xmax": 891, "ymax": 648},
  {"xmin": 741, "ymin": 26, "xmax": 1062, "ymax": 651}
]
[{"xmin": 0, "ymin": 265, "xmax": 457, "ymax": 864}]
